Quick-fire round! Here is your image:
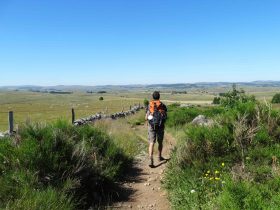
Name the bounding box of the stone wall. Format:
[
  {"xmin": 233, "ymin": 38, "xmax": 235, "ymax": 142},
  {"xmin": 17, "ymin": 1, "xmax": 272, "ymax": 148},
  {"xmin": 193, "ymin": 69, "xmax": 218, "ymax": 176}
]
[
  {"xmin": 0, "ymin": 105, "xmax": 144, "ymax": 138},
  {"xmin": 73, "ymin": 105, "xmax": 144, "ymax": 126}
]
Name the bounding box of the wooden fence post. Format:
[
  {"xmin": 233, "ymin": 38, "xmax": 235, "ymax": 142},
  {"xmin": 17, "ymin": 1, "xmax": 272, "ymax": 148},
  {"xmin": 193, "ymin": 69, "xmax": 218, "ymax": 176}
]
[
  {"xmin": 72, "ymin": 108, "xmax": 75, "ymax": 124},
  {"xmin": 9, "ymin": 111, "xmax": 14, "ymax": 134}
]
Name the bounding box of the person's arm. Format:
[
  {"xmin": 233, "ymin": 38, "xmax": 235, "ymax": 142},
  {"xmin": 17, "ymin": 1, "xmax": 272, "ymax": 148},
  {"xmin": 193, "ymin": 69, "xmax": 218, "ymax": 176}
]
[
  {"xmin": 145, "ymin": 111, "xmax": 149, "ymax": 120},
  {"xmin": 164, "ymin": 104, "xmax": 167, "ymax": 112},
  {"xmin": 161, "ymin": 103, "xmax": 167, "ymax": 112},
  {"xmin": 145, "ymin": 104, "xmax": 150, "ymax": 125},
  {"xmin": 163, "ymin": 104, "xmax": 167, "ymax": 119}
]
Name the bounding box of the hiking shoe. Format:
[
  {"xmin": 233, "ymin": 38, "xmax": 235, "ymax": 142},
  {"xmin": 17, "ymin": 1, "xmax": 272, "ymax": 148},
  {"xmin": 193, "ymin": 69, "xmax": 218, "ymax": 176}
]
[
  {"xmin": 149, "ymin": 158, "xmax": 154, "ymax": 167},
  {"xmin": 158, "ymin": 156, "xmax": 165, "ymax": 161}
]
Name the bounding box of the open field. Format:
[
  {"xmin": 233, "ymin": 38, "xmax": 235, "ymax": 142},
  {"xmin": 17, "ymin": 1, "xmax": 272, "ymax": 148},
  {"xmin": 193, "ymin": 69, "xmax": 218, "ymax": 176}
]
[
  {"xmin": 0, "ymin": 90, "xmax": 215, "ymax": 131},
  {"xmin": 0, "ymin": 91, "xmax": 143, "ymax": 131},
  {"xmin": 1, "ymin": 87, "xmax": 280, "ymax": 209},
  {"xmin": 1, "ymin": 87, "xmax": 280, "ymax": 131}
]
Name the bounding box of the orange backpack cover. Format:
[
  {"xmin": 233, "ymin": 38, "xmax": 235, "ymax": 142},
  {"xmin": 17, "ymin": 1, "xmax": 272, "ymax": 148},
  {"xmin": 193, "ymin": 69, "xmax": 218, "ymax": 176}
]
[{"xmin": 149, "ymin": 100, "xmax": 165, "ymax": 114}]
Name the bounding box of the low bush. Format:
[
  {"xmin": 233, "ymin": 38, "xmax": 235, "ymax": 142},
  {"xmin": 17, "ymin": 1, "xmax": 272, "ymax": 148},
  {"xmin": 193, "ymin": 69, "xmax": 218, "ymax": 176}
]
[
  {"xmin": 143, "ymin": 98, "xmax": 149, "ymax": 108},
  {"xmin": 213, "ymin": 97, "xmax": 221, "ymax": 104},
  {"xmin": 6, "ymin": 187, "xmax": 74, "ymax": 210},
  {"xmin": 183, "ymin": 125, "xmax": 233, "ymax": 163},
  {"xmin": 166, "ymin": 107, "xmax": 200, "ymax": 127},
  {"xmin": 220, "ymin": 85, "xmax": 256, "ymax": 108},
  {"xmin": 166, "ymin": 105, "xmax": 225, "ymax": 128},
  {"xmin": 272, "ymin": 93, "xmax": 280, "ymax": 104},
  {"xmin": 0, "ymin": 120, "xmax": 131, "ymax": 209},
  {"xmin": 164, "ymin": 89, "xmax": 280, "ymax": 209}
]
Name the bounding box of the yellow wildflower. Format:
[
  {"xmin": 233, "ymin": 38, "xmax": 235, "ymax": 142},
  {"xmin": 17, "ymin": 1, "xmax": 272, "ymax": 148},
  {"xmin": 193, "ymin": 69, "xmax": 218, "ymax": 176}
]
[
  {"xmin": 215, "ymin": 170, "xmax": 219, "ymax": 174},
  {"xmin": 209, "ymin": 177, "xmax": 214, "ymax": 181},
  {"xmin": 215, "ymin": 177, "xmax": 220, "ymax": 180},
  {"xmin": 205, "ymin": 173, "xmax": 209, "ymax": 177},
  {"xmin": 207, "ymin": 170, "xmax": 210, "ymax": 173},
  {"xmin": 221, "ymin": 163, "xmax": 225, "ymax": 167}
]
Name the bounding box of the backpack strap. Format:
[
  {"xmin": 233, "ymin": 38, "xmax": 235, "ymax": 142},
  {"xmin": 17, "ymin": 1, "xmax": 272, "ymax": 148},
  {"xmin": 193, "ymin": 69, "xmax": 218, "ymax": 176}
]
[
  {"xmin": 154, "ymin": 101, "xmax": 158, "ymax": 111},
  {"xmin": 149, "ymin": 100, "xmax": 162, "ymax": 113}
]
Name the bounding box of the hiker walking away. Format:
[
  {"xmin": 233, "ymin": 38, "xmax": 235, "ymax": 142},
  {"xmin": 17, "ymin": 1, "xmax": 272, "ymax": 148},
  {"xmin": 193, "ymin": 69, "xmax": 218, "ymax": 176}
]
[{"xmin": 145, "ymin": 91, "xmax": 167, "ymax": 167}]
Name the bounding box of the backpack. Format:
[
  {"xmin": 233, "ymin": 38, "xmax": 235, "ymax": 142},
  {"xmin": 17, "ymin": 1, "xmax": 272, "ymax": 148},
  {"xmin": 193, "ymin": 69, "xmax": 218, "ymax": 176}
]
[{"xmin": 148, "ymin": 100, "xmax": 167, "ymax": 130}]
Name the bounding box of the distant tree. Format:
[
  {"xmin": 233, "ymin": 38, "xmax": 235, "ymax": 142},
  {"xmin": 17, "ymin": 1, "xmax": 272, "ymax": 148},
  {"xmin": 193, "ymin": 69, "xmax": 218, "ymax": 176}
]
[
  {"xmin": 171, "ymin": 91, "xmax": 187, "ymax": 95},
  {"xmin": 144, "ymin": 98, "xmax": 149, "ymax": 108},
  {"xmin": 212, "ymin": 97, "xmax": 221, "ymax": 104},
  {"xmin": 220, "ymin": 84, "xmax": 255, "ymax": 108},
  {"xmin": 97, "ymin": 91, "xmax": 107, "ymax": 94},
  {"xmin": 99, "ymin": 97, "xmax": 104, "ymax": 101},
  {"xmin": 272, "ymin": 93, "xmax": 280, "ymax": 104}
]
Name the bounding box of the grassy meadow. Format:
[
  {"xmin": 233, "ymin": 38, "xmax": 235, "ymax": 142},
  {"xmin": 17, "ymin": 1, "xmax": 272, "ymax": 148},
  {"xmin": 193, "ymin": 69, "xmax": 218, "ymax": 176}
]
[
  {"xmin": 0, "ymin": 91, "xmax": 143, "ymax": 131},
  {"xmin": 1, "ymin": 86, "xmax": 280, "ymax": 209},
  {"xmin": 0, "ymin": 90, "xmax": 214, "ymax": 131},
  {"xmin": 1, "ymin": 87, "xmax": 280, "ymax": 131},
  {"xmin": 164, "ymin": 88, "xmax": 280, "ymax": 209},
  {"xmin": 0, "ymin": 111, "xmax": 146, "ymax": 209}
]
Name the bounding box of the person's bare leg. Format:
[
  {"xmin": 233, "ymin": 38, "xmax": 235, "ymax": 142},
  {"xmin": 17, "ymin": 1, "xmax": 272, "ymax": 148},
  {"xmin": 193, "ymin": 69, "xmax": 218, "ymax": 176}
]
[
  {"xmin": 149, "ymin": 143, "xmax": 154, "ymax": 166},
  {"xmin": 149, "ymin": 142, "xmax": 154, "ymax": 158},
  {"xmin": 158, "ymin": 142, "xmax": 163, "ymax": 159},
  {"xmin": 158, "ymin": 130, "xmax": 164, "ymax": 160}
]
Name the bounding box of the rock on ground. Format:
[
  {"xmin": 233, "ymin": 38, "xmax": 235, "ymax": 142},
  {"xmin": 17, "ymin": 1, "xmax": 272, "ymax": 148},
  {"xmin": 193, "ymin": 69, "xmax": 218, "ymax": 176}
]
[{"xmin": 192, "ymin": 115, "xmax": 214, "ymax": 126}]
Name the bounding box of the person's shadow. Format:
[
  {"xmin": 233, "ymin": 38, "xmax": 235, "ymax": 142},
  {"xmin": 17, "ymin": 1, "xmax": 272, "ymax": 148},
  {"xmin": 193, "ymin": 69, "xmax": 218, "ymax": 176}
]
[{"xmin": 150, "ymin": 158, "xmax": 170, "ymax": 168}]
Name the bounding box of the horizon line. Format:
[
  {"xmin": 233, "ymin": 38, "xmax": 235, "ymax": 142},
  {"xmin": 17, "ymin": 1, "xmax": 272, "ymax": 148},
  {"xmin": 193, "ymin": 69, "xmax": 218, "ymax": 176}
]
[{"xmin": 1, "ymin": 80, "xmax": 279, "ymax": 87}]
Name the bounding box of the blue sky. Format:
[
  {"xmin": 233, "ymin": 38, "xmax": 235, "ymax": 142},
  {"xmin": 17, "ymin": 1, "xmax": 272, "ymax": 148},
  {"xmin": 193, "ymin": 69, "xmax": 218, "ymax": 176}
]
[{"xmin": 0, "ymin": 0, "xmax": 279, "ymax": 86}]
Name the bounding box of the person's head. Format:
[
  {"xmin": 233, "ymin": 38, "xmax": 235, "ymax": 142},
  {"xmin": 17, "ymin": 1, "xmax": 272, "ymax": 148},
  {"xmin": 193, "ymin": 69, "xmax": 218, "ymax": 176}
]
[{"xmin": 152, "ymin": 91, "xmax": 160, "ymax": 100}]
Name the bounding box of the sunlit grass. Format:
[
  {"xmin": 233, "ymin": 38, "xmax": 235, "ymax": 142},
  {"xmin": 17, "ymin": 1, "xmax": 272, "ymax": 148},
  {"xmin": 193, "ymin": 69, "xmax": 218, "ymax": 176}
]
[
  {"xmin": 1, "ymin": 89, "xmax": 280, "ymax": 131},
  {"xmin": 0, "ymin": 91, "xmax": 142, "ymax": 131}
]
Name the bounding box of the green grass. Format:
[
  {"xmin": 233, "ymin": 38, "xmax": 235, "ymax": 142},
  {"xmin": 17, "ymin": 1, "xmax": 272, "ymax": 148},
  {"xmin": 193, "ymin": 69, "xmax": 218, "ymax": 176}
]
[
  {"xmin": 272, "ymin": 103, "xmax": 280, "ymax": 110},
  {"xmin": 0, "ymin": 120, "xmax": 136, "ymax": 209},
  {"xmin": 0, "ymin": 91, "xmax": 143, "ymax": 131},
  {"xmin": 0, "ymin": 90, "xmax": 214, "ymax": 131},
  {"xmin": 2, "ymin": 88, "xmax": 280, "ymax": 209},
  {"xmin": 166, "ymin": 104, "xmax": 224, "ymax": 128},
  {"xmin": 94, "ymin": 111, "xmax": 146, "ymax": 157},
  {"xmin": 164, "ymin": 95, "xmax": 280, "ymax": 209},
  {"xmin": 2, "ymin": 88, "xmax": 279, "ymax": 131}
]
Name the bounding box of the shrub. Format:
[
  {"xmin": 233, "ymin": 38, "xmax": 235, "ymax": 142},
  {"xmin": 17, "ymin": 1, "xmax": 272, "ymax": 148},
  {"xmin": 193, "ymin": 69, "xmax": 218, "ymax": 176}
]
[
  {"xmin": 0, "ymin": 120, "xmax": 131, "ymax": 209},
  {"xmin": 253, "ymin": 127, "xmax": 272, "ymax": 145},
  {"xmin": 143, "ymin": 98, "xmax": 149, "ymax": 108},
  {"xmin": 272, "ymin": 93, "xmax": 280, "ymax": 104},
  {"xmin": 177, "ymin": 125, "xmax": 233, "ymax": 168},
  {"xmin": 213, "ymin": 97, "xmax": 221, "ymax": 104},
  {"xmin": 168, "ymin": 103, "xmax": 181, "ymax": 108},
  {"xmin": 6, "ymin": 187, "xmax": 74, "ymax": 210},
  {"xmin": 212, "ymin": 179, "xmax": 280, "ymax": 209},
  {"xmin": 166, "ymin": 105, "xmax": 225, "ymax": 128},
  {"xmin": 99, "ymin": 96, "xmax": 104, "ymax": 101},
  {"xmin": 220, "ymin": 85, "xmax": 256, "ymax": 108},
  {"xmin": 166, "ymin": 107, "xmax": 200, "ymax": 127},
  {"xmin": 164, "ymin": 93, "xmax": 280, "ymax": 209}
]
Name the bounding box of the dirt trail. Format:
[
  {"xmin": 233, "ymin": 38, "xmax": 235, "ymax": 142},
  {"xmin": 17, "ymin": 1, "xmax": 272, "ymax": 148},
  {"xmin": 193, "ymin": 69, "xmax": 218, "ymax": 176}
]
[{"xmin": 110, "ymin": 126, "xmax": 175, "ymax": 210}]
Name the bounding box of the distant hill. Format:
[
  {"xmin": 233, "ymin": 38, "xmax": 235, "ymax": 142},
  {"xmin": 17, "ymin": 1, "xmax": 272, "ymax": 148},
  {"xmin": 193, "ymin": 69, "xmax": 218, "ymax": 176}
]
[{"xmin": 1, "ymin": 81, "xmax": 280, "ymax": 92}]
